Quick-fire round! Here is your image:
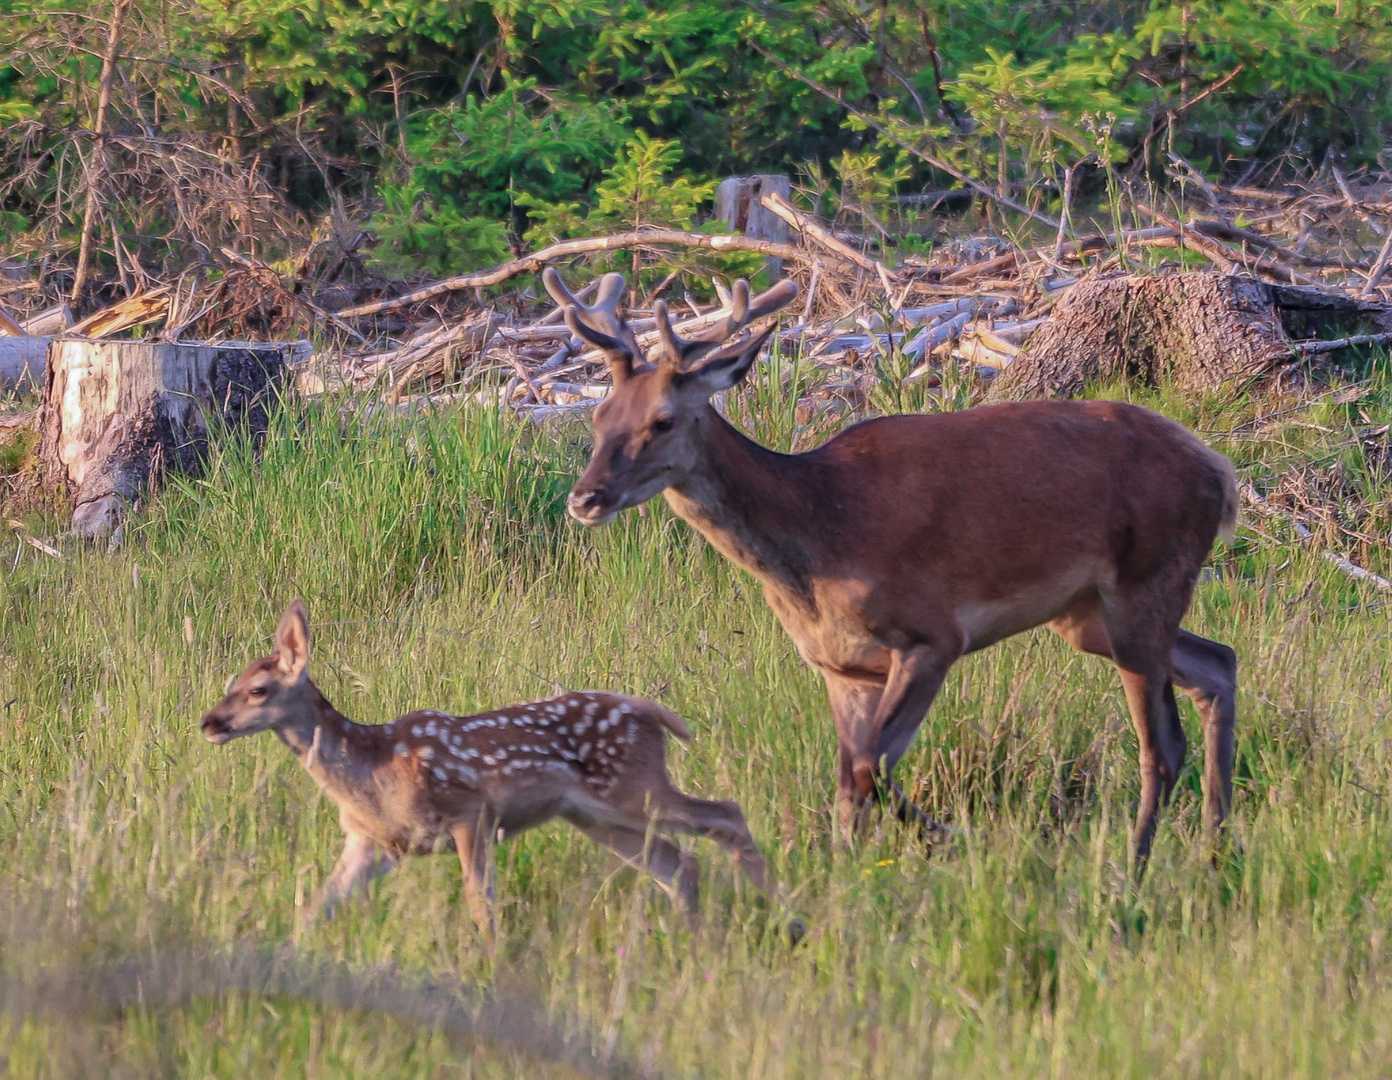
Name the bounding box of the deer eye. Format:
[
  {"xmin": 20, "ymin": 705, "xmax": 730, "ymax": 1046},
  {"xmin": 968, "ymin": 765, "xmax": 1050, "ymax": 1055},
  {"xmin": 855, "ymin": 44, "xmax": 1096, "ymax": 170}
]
[
  {"xmin": 248, "ymin": 686, "xmax": 268, "ymax": 699},
  {"xmin": 652, "ymin": 416, "xmax": 675, "ymax": 433}
]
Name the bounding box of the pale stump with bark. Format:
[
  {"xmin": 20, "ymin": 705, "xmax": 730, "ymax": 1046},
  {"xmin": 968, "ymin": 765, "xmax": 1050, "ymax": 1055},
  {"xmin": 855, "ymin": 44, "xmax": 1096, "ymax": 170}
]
[{"xmin": 39, "ymin": 339, "xmax": 292, "ymax": 536}]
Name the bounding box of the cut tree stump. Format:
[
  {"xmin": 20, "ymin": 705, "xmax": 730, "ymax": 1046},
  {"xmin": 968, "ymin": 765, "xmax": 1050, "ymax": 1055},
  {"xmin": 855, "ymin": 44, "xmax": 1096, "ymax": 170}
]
[
  {"xmin": 39, "ymin": 338, "xmax": 297, "ymax": 537},
  {"xmin": 988, "ymin": 273, "xmax": 1392, "ymax": 401},
  {"xmin": 716, "ymin": 174, "xmax": 792, "ymax": 278}
]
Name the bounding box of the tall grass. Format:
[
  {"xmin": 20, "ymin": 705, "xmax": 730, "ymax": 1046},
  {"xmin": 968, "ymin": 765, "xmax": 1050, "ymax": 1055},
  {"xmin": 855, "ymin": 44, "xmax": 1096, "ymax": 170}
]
[{"xmin": 0, "ymin": 387, "xmax": 1390, "ymax": 1077}]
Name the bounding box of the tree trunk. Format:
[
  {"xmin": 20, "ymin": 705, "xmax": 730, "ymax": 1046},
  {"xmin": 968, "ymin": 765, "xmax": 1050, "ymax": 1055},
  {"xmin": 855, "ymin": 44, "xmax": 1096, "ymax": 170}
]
[
  {"xmin": 716, "ymin": 174, "xmax": 792, "ymax": 278},
  {"xmin": 39, "ymin": 339, "xmax": 293, "ymax": 537},
  {"xmin": 71, "ymin": 0, "xmax": 133, "ymax": 304},
  {"xmin": 989, "ymin": 273, "xmax": 1392, "ymax": 401}
]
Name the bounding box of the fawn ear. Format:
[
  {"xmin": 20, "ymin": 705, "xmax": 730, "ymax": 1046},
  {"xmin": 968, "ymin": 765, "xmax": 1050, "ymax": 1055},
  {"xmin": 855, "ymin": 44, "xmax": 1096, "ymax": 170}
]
[{"xmin": 274, "ymin": 599, "xmax": 311, "ymax": 678}]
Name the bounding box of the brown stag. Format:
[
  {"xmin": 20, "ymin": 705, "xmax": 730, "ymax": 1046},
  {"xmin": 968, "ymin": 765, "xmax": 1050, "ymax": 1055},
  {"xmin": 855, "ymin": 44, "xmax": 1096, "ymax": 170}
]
[{"xmin": 545, "ymin": 268, "xmax": 1238, "ymax": 868}]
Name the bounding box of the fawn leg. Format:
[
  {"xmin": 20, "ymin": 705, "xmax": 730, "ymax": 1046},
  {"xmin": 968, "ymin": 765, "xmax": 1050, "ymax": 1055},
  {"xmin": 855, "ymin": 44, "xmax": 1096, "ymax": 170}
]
[
  {"xmin": 451, "ymin": 817, "xmax": 496, "ymax": 942},
  {"xmin": 311, "ymin": 831, "xmax": 390, "ymax": 922},
  {"xmin": 577, "ymin": 822, "xmax": 701, "ymax": 915},
  {"xmin": 649, "ymin": 788, "xmax": 771, "ymax": 898}
]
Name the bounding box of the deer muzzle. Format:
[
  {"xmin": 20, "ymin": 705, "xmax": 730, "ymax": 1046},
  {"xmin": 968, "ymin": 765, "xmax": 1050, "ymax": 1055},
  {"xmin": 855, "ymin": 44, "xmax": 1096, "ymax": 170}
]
[{"xmin": 566, "ymin": 485, "xmax": 619, "ymax": 525}]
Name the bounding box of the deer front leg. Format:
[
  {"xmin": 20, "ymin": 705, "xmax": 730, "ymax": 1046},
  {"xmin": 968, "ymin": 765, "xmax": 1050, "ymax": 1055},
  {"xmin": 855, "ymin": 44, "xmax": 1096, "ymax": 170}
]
[
  {"xmin": 826, "ymin": 674, "xmax": 883, "ymax": 845},
  {"xmin": 840, "ymin": 641, "xmax": 960, "ymax": 844},
  {"xmin": 450, "ymin": 817, "xmax": 496, "ymax": 944},
  {"xmin": 309, "ymin": 831, "xmax": 391, "ymax": 924}
]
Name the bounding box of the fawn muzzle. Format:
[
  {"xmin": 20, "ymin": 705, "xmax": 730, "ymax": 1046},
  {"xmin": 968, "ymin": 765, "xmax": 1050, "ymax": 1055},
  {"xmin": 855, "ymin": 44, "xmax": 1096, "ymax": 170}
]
[{"xmin": 201, "ymin": 710, "xmax": 233, "ymax": 742}]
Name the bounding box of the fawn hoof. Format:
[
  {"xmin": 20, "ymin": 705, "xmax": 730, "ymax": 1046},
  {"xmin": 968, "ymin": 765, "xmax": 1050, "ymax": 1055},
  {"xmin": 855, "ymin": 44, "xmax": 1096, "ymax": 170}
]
[{"xmin": 785, "ymin": 916, "xmax": 809, "ymax": 947}]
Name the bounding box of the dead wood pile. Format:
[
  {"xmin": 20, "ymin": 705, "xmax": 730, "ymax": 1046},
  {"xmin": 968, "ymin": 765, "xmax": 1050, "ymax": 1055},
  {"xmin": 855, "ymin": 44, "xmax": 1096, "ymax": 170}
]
[{"xmin": 3, "ymin": 172, "xmax": 1392, "ymax": 425}]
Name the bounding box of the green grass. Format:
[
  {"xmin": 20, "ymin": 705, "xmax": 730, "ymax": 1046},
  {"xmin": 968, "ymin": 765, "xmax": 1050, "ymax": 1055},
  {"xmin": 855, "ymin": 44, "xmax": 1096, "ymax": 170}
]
[{"xmin": 1, "ymin": 386, "xmax": 1391, "ymax": 1077}]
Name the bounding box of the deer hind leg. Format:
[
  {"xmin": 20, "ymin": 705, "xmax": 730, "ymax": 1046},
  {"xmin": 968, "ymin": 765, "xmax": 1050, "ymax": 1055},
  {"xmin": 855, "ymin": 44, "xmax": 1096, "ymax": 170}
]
[
  {"xmin": 1052, "ymin": 605, "xmax": 1237, "ymax": 852},
  {"xmin": 451, "ymin": 812, "xmax": 497, "ymax": 943},
  {"xmin": 1095, "ymin": 591, "xmax": 1194, "ymax": 874},
  {"xmin": 577, "ymin": 822, "xmax": 702, "ymax": 915},
  {"xmin": 1172, "ymin": 629, "xmax": 1237, "ymax": 837}
]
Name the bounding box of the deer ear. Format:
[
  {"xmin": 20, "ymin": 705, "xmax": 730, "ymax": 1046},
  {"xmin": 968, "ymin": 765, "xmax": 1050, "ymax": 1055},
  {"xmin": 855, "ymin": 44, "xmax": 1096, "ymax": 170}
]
[
  {"xmin": 274, "ymin": 599, "xmax": 311, "ymax": 678},
  {"xmin": 676, "ymin": 326, "xmax": 776, "ymax": 396}
]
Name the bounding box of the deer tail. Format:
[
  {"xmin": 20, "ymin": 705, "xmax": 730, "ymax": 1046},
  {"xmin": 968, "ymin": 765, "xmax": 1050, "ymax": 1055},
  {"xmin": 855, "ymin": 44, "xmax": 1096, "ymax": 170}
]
[
  {"xmin": 638, "ymin": 699, "xmax": 693, "ymax": 741},
  {"xmin": 1215, "ymin": 451, "xmax": 1239, "ymax": 544}
]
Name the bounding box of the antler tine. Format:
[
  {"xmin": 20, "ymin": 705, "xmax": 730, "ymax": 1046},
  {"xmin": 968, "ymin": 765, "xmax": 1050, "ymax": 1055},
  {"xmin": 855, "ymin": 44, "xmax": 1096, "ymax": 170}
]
[
  {"xmin": 744, "ymin": 278, "xmax": 800, "ymax": 321},
  {"xmin": 544, "ymin": 268, "xmax": 640, "ymax": 379},
  {"xmin": 654, "ymin": 278, "xmax": 800, "ymax": 370}
]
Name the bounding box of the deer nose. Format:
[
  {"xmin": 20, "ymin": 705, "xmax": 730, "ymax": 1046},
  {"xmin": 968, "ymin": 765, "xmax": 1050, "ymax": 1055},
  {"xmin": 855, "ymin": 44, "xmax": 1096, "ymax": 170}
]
[
  {"xmin": 567, "ymin": 486, "xmax": 611, "ymax": 523},
  {"xmin": 201, "ymin": 711, "xmax": 230, "ymax": 741}
]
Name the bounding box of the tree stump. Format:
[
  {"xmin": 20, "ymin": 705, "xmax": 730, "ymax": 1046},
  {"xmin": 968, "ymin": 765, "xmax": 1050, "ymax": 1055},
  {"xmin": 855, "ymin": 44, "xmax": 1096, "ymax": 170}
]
[
  {"xmin": 989, "ymin": 273, "xmax": 1392, "ymax": 401},
  {"xmin": 39, "ymin": 339, "xmax": 295, "ymax": 537},
  {"xmin": 716, "ymin": 174, "xmax": 792, "ymax": 278}
]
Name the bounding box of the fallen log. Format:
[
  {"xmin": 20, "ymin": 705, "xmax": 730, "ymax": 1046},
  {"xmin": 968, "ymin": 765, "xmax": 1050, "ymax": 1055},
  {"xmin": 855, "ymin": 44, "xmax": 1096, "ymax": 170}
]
[
  {"xmin": 21, "ymin": 305, "xmax": 74, "ymax": 336},
  {"xmin": 1138, "ymin": 206, "xmax": 1317, "ymax": 285},
  {"xmin": 759, "ymin": 191, "xmax": 895, "ymax": 281},
  {"xmin": 939, "ymin": 227, "xmax": 1178, "ymax": 284},
  {"xmin": 68, "ymin": 287, "xmax": 171, "ymax": 338},
  {"xmin": 39, "ymin": 338, "xmax": 295, "ymax": 537},
  {"xmin": 335, "ymin": 229, "xmax": 829, "ymax": 319}
]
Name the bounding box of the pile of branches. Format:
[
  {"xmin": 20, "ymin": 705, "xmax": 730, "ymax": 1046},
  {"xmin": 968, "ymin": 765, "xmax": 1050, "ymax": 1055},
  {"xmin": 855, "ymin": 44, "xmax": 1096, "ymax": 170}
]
[
  {"xmin": 296, "ymin": 175, "xmax": 1392, "ymax": 419},
  {"xmin": 6, "ymin": 170, "xmax": 1392, "ymax": 420}
]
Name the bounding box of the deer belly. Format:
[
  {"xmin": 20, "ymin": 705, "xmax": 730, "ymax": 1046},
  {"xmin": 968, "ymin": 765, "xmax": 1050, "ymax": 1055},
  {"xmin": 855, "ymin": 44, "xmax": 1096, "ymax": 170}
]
[
  {"xmin": 789, "ymin": 622, "xmax": 892, "ymax": 680},
  {"xmin": 956, "ymin": 568, "xmax": 1100, "ymax": 651}
]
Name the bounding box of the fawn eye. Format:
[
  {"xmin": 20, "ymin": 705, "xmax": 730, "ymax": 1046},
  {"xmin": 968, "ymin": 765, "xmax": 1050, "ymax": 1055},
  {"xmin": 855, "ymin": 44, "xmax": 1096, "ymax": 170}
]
[
  {"xmin": 652, "ymin": 416, "xmax": 674, "ymax": 433},
  {"xmin": 248, "ymin": 686, "xmax": 267, "ymax": 699}
]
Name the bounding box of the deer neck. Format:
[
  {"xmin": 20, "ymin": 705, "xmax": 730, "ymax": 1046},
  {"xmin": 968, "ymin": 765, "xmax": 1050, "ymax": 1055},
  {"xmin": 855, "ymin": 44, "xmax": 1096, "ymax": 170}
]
[
  {"xmin": 276, "ymin": 686, "xmax": 379, "ymax": 788},
  {"xmin": 663, "ymin": 406, "xmax": 817, "ymax": 604}
]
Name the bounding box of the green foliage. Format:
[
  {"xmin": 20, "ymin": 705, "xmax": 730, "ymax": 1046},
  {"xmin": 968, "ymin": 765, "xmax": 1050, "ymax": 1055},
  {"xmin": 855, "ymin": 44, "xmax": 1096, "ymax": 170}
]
[
  {"xmin": 594, "ymin": 132, "xmax": 714, "ymax": 229},
  {"xmin": 520, "ymin": 131, "xmax": 713, "ymax": 245},
  {"xmin": 368, "ymin": 181, "xmax": 511, "ymax": 278},
  {"xmin": 394, "ymin": 81, "xmax": 629, "ymax": 221},
  {"xmin": 3, "ymin": 0, "xmax": 1392, "ymax": 275}
]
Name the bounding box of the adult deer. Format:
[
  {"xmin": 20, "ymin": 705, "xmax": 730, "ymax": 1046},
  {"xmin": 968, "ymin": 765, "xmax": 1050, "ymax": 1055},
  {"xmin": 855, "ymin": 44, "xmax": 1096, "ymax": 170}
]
[
  {"xmin": 546, "ymin": 269, "xmax": 1239, "ymax": 868},
  {"xmin": 201, "ymin": 600, "xmax": 774, "ymax": 937}
]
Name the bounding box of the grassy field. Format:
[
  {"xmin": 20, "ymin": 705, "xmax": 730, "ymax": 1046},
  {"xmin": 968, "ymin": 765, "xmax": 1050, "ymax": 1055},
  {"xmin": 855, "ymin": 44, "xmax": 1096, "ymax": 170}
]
[{"xmin": 1, "ymin": 366, "xmax": 1390, "ymax": 1078}]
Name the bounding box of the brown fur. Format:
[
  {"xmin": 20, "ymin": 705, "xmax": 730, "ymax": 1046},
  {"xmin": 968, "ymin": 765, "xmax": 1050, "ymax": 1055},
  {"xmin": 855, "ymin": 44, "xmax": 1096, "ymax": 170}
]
[
  {"xmin": 554, "ymin": 270, "xmax": 1240, "ymax": 871},
  {"xmin": 200, "ymin": 601, "xmax": 770, "ymax": 938}
]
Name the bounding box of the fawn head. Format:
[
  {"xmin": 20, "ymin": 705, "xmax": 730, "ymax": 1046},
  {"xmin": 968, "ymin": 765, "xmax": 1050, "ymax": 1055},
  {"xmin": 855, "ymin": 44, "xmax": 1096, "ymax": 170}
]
[
  {"xmin": 201, "ymin": 600, "xmax": 313, "ymax": 743},
  {"xmin": 544, "ymin": 269, "xmax": 798, "ymax": 525}
]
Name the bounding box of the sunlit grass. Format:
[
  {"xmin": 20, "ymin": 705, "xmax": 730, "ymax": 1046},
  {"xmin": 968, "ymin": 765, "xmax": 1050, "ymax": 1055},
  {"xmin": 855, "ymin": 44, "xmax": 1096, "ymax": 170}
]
[{"xmin": 0, "ymin": 386, "xmax": 1389, "ymax": 1077}]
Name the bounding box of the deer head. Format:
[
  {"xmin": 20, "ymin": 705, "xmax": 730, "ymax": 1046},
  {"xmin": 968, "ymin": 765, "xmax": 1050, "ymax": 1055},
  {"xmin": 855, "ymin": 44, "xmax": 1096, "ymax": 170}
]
[
  {"xmin": 543, "ymin": 268, "xmax": 798, "ymax": 524},
  {"xmin": 201, "ymin": 599, "xmax": 313, "ymax": 743}
]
